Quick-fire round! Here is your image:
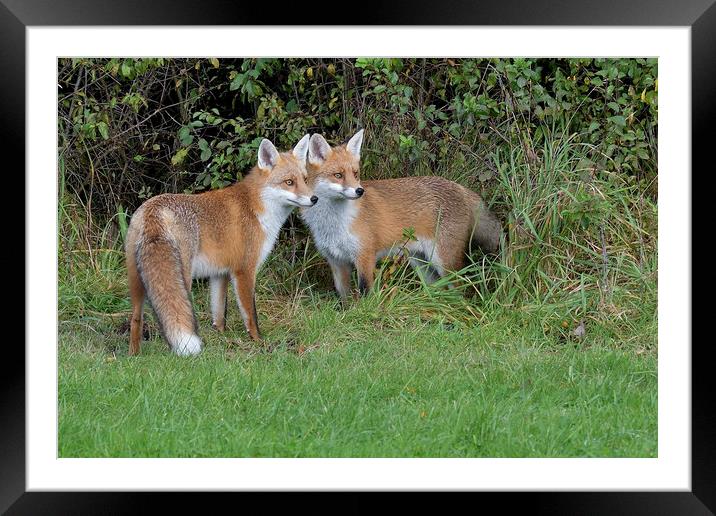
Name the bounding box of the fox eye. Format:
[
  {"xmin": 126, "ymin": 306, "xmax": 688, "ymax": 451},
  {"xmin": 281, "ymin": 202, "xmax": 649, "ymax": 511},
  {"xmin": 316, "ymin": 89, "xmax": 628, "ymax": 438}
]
[
  {"xmin": 334, "ymin": 173, "xmax": 343, "ymax": 179},
  {"xmin": 285, "ymin": 179, "xmax": 294, "ymax": 186}
]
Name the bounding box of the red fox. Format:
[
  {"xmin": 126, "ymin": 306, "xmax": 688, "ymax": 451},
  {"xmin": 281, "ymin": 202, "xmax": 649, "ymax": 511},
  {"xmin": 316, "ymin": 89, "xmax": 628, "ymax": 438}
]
[
  {"xmin": 300, "ymin": 130, "xmax": 502, "ymax": 298},
  {"xmin": 125, "ymin": 135, "xmax": 316, "ymax": 356}
]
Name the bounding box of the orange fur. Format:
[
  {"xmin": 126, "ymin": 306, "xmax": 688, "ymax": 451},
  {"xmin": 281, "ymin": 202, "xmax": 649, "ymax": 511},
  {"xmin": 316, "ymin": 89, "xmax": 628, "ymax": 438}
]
[
  {"xmin": 302, "ymin": 131, "xmax": 502, "ymax": 298},
  {"xmin": 126, "ymin": 137, "xmax": 314, "ymax": 355}
]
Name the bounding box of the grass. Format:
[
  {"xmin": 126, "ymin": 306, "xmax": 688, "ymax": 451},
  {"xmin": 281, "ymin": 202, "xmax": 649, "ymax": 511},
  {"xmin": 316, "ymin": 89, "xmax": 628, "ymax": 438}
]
[
  {"xmin": 59, "ymin": 284, "xmax": 656, "ymax": 458},
  {"xmin": 58, "ymin": 125, "xmax": 658, "ymax": 457}
]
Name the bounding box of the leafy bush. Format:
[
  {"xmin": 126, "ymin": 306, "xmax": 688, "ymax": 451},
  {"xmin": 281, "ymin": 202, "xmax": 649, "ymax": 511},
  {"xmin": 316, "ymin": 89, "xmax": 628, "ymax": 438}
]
[{"xmin": 58, "ymin": 57, "xmax": 657, "ymax": 218}]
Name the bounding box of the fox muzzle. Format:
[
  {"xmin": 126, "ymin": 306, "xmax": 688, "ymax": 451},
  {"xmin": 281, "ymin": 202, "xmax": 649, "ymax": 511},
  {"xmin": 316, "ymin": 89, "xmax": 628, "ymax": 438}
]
[
  {"xmin": 341, "ymin": 186, "xmax": 363, "ymax": 199},
  {"xmin": 292, "ymin": 195, "xmax": 318, "ymax": 207}
]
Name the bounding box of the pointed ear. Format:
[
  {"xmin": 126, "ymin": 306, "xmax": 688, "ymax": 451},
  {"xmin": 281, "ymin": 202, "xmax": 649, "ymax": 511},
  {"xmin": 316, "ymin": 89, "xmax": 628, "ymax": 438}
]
[
  {"xmin": 257, "ymin": 138, "xmax": 280, "ymax": 171},
  {"xmin": 292, "ymin": 134, "xmax": 310, "ymax": 163},
  {"xmin": 346, "ymin": 129, "xmax": 364, "ymax": 159},
  {"xmin": 309, "ymin": 134, "xmax": 332, "ymax": 166}
]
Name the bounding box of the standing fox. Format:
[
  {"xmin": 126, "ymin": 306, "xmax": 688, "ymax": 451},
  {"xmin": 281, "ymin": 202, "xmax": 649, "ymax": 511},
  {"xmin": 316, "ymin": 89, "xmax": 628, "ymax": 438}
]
[
  {"xmin": 125, "ymin": 135, "xmax": 316, "ymax": 356},
  {"xmin": 300, "ymin": 130, "xmax": 502, "ymax": 299}
]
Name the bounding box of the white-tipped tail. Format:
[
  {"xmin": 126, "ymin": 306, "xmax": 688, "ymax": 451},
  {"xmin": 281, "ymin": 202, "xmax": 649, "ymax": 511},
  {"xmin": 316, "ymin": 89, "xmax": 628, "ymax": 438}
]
[{"xmin": 171, "ymin": 332, "xmax": 203, "ymax": 356}]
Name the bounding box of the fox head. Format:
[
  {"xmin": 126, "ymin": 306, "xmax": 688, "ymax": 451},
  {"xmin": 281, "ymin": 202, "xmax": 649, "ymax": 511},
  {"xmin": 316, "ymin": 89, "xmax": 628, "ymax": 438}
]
[
  {"xmin": 255, "ymin": 134, "xmax": 317, "ymax": 208},
  {"xmin": 307, "ymin": 129, "xmax": 364, "ymax": 201}
]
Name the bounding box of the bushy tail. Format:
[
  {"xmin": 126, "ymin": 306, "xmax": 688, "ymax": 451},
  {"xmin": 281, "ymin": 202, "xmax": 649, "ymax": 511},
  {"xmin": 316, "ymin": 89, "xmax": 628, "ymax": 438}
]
[
  {"xmin": 135, "ymin": 231, "xmax": 202, "ymax": 356},
  {"xmin": 470, "ymin": 195, "xmax": 503, "ymax": 254}
]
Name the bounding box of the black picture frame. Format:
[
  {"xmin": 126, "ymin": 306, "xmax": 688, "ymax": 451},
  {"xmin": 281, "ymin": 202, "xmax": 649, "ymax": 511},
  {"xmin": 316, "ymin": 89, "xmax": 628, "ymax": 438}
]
[{"xmin": 6, "ymin": 0, "xmax": 709, "ymax": 513}]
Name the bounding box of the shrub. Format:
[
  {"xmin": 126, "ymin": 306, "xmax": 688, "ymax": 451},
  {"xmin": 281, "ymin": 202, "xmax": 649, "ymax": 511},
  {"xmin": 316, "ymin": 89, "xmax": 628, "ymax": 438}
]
[{"xmin": 58, "ymin": 57, "xmax": 657, "ymax": 218}]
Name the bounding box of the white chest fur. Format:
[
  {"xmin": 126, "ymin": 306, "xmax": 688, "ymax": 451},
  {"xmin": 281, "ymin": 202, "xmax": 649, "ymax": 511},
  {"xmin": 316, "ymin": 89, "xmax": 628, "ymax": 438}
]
[
  {"xmin": 301, "ymin": 197, "xmax": 360, "ymax": 264},
  {"xmin": 257, "ymin": 188, "xmax": 294, "ymax": 270}
]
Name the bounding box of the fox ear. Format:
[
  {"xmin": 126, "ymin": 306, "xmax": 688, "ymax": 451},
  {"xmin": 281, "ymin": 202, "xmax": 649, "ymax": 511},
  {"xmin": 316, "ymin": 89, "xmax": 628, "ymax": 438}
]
[
  {"xmin": 309, "ymin": 134, "xmax": 332, "ymax": 165},
  {"xmin": 346, "ymin": 129, "xmax": 364, "ymax": 159},
  {"xmin": 258, "ymin": 138, "xmax": 280, "ymax": 171},
  {"xmin": 293, "ymin": 134, "xmax": 310, "ymax": 163}
]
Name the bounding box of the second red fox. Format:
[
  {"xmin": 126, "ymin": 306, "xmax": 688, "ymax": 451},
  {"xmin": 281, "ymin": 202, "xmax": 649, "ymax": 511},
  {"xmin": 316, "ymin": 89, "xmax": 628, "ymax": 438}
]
[{"xmin": 301, "ymin": 129, "xmax": 502, "ymax": 298}]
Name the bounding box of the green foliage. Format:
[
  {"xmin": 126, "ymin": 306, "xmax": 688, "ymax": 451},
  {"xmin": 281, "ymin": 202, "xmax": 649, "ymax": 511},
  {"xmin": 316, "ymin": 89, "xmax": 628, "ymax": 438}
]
[{"xmin": 58, "ymin": 57, "xmax": 657, "ymax": 218}]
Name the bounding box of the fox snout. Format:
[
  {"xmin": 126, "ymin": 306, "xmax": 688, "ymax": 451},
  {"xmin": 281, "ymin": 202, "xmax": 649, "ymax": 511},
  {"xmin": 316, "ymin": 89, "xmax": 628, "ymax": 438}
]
[
  {"xmin": 313, "ymin": 179, "xmax": 363, "ymax": 200},
  {"xmin": 340, "ymin": 184, "xmax": 364, "ymax": 199},
  {"xmin": 293, "ymin": 193, "xmax": 319, "ymax": 207},
  {"xmin": 294, "ymin": 183, "xmax": 319, "ymax": 207}
]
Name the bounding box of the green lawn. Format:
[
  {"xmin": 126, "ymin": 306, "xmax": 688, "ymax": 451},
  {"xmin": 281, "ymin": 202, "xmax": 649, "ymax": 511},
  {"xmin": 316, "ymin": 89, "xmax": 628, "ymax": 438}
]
[{"xmin": 58, "ymin": 282, "xmax": 657, "ymax": 458}]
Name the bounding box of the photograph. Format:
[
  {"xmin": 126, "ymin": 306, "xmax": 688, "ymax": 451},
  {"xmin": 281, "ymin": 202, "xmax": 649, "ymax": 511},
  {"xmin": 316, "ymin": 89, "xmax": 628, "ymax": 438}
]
[{"xmin": 57, "ymin": 56, "xmax": 658, "ymax": 459}]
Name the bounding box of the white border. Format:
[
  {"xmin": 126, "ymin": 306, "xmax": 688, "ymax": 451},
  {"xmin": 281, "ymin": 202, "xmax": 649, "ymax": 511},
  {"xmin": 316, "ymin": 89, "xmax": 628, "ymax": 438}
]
[{"xmin": 28, "ymin": 27, "xmax": 690, "ymax": 490}]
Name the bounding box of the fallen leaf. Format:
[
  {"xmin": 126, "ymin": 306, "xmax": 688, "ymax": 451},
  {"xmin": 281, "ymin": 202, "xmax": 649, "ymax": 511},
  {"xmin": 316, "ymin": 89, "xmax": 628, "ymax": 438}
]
[{"xmin": 573, "ymin": 321, "xmax": 586, "ymax": 339}]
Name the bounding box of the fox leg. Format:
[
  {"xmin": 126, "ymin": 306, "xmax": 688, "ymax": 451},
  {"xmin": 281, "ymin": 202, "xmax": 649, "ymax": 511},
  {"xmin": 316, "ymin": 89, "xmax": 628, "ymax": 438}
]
[
  {"xmin": 210, "ymin": 274, "xmax": 229, "ymax": 331},
  {"xmin": 433, "ymin": 243, "xmax": 464, "ymax": 289},
  {"xmin": 127, "ymin": 257, "xmax": 145, "ymax": 356},
  {"xmin": 231, "ymin": 268, "xmax": 261, "ymax": 341},
  {"xmin": 355, "ymin": 250, "xmax": 376, "ymax": 295},
  {"xmin": 408, "ymin": 254, "xmax": 440, "ymax": 285},
  {"xmin": 327, "ymin": 258, "xmax": 352, "ymax": 300}
]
